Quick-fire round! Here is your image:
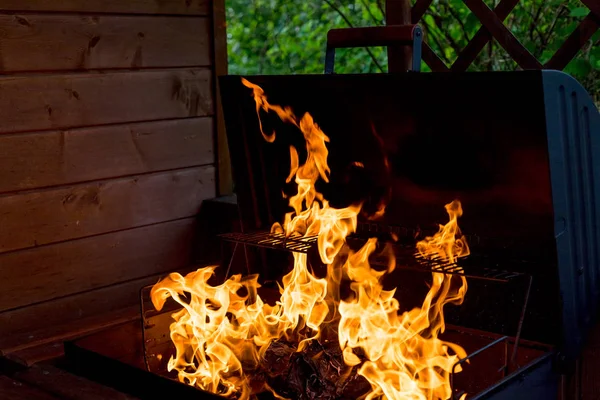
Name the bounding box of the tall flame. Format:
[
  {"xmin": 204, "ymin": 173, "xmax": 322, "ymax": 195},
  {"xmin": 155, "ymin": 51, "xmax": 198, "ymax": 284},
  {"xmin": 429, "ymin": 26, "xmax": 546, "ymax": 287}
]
[{"xmin": 150, "ymin": 79, "xmax": 469, "ymax": 399}]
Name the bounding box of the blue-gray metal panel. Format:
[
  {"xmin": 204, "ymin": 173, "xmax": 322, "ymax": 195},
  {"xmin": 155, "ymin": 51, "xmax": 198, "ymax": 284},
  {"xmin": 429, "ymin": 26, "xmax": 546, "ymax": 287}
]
[
  {"xmin": 472, "ymin": 353, "xmax": 558, "ymax": 400},
  {"xmin": 542, "ymin": 70, "xmax": 600, "ymax": 362}
]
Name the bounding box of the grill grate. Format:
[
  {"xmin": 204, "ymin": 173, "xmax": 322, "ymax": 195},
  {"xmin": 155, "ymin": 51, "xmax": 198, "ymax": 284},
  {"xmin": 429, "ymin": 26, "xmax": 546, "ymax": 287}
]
[
  {"xmin": 218, "ymin": 231, "xmax": 318, "ymax": 253},
  {"xmin": 219, "ymin": 231, "xmax": 527, "ymax": 283}
]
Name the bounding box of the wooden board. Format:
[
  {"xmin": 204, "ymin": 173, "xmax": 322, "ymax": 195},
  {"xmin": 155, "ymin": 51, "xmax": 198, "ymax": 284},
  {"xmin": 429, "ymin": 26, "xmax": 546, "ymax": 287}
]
[
  {"xmin": 0, "ymin": 15, "xmax": 210, "ymax": 72},
  {"xmin": 0, "ymin": 376, "xmax": 58, "ymax": 400},
  {"xmin": 0, "ymin": 277, "xmax": 158, "ymax": 349},
  {"xmin": 0, "ymin": 117, "xmax": 213, "ymax": 194},
  {"xmin": 0, "ymin": 0, "xmax": 209, "ymax": 15},
  {"xmin": 0, "ymin": 166, "xmax": 215, "ymax": 254},
  {"xmin": 0, "ymin": 68, "xmax": 213, "ymax": 134},
  {"xmin": 0, "ymin": 218, "xmax": 197, "ymax": 312},
  {"xmin": 213, "ymin": 0, "xmax": 233, "ymax": 195},
  {"xmin": 11, "ymin": 363, "xmax": 138, "ymax": 400}
]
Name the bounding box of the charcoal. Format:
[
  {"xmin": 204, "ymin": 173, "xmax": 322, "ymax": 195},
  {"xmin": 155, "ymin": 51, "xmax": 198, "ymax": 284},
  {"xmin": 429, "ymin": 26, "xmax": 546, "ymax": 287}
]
[{"xmin": 250, "ymin": 339, "xmax": 370, "ymax": 400}]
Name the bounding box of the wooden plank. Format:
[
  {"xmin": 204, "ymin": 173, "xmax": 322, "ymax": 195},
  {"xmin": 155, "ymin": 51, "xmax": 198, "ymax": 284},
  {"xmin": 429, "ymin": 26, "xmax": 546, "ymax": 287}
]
[
  {"xmin": 0, "ymin": 218, "xmax": 197, "ymax": 312},
  {"xmin": 0, "ymin": 68, "xmax": 212, "ymax": 134},
  {"xmin": 545, "ymin": 15, "xmax": 600, "ymax": 70},
  {"xmin": 411, "ymin": 0, "xmax": 433, "ymax": 22},
  {"xmin": 451, "ymin": 0, "xmax": 519, "ymax": 72},
  {"xmin": 0, "ymin": 118, "xmax": 214, "ymax": 194},
  {"xmin": 463, "ymin": 0, "xmax": 542, "ymax": 69},
  {"xmin": 0, "ymin": 264, "xmax": 199, "ymax": 355},
  {"xmin": 0, "ymin": 376, "xmax": 58, "ymax": 400},
  {"xmin": 0, "ymin": 0, "xmax": 209, "ymax": 15},
  {"xmin": 0, "ymin": 15, "xmax": 211, "ymax": 72},
  {"xmin": 11, "ymin": 363, "xmax": 139, "ymax": 399},
  {"xmin": 386, "ymin": 0, "xmax": 412, "ymax": 72},
  {"xmin": 0, "ymin": 166, "xmax": 215, "ymax": 254},
  {"xmin": 213, "ymin": 0, "xmax": 233, "ymax": 196},
  {"xmin": 422, "ymin": 43, "xmax": 450, "ymax": 71},
  {"xmin": 8, "ymin": 342, "xmax": 66, "ymax": 366},
  {"xmin": 0, "ymin": 278, "xmax": 155, "ymax": 351}
]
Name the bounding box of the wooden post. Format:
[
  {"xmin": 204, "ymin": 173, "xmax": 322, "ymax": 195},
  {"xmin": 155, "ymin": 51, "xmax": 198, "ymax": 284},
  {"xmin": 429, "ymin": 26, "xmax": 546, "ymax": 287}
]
[
  {"xmin": 386, "ymin": 0, "xmax": 412, "ymax": 72},
  {"xmin": 213, "ymin": 0, "xmax": 233, "ymax": 196}
]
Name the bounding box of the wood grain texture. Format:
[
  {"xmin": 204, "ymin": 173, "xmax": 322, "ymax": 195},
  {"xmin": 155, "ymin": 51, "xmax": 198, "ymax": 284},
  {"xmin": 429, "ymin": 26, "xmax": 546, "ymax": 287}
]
[
  {"xmin": 0, "ymin": 218, "xmax": 197, "ymax": 312},
  {"xmin": 7, "ymin": 342, "xmax": 67, "ymax": 366},
  {"xmin": 11, "ymin": 364, "xmax": 138, "ymax": 400},
  {"xmin": 0, "ymin": 278, "xmax": 155, "ymax": 349},
  {"xmin": 0, "ymin": 0, "xmax": 209, "ymax": 15},
  {"xmin": 0, "ymin": 166, "xmax": 215, "ymax": 254},
  {"xmin": 0, "ymin": 376, "xmax": 58, "ymax": 400},
  {"xmin": 0, "ymin": 68, "xmax": 213, "ymax": 134},
  {"xmin": 213, "ymin": 0, "xmax": 232, "ymax": 195},
  {"xmin": 0, "ymin": 15, "xmax": 211, "ymax": 72},
  {"xmin": 0, "ymin": 118, "xmax": 213, "ymax": 194},
  {"xmin": 386, "ymin": 0, "xmax": 412, "ymax": 72}
]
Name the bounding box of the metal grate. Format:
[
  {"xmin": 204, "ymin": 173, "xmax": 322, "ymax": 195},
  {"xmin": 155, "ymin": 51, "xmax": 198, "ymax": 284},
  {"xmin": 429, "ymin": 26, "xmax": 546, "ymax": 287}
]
[
  {"xmin": 218, "ymin": 231, "xmax": 527, "ymax": 283},
  {"xmin": 353, "ymin": 238, "xmax": 527, "ymax": 283},
  {"xmin": 218, "ymin": 231, "xmax": 318, "ymax": 253}
]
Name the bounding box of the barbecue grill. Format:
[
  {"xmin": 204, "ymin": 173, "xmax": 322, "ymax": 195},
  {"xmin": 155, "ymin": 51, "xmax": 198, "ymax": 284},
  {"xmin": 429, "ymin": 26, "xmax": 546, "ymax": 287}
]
[{"xmin": 63, "ymin": 26, "xmax": 600, "ymax": 400}]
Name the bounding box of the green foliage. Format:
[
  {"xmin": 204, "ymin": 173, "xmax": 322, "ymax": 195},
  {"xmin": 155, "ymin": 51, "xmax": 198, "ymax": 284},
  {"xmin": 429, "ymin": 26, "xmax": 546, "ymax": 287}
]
[{"xmin": 226, "ymin": 0, "xmax": 599, "ymax": 102}]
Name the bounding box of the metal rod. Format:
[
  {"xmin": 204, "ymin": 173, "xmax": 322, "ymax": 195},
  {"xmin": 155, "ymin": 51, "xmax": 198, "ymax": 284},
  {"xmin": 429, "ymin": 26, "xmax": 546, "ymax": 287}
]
[
  {"xmin": 510, "ymin": 274, "xmax": 533, "ymax": 369},
  {"xmin": 451, "ymin": 336, "xmax": 509, "ymax": 398}
]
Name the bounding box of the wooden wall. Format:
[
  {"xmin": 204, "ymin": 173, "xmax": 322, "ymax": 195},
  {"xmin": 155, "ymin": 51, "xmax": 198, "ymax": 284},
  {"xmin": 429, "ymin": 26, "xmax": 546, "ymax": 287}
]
[{"xmin": 0, "ymin": 0, "xmax": 222, "ymax": 360}]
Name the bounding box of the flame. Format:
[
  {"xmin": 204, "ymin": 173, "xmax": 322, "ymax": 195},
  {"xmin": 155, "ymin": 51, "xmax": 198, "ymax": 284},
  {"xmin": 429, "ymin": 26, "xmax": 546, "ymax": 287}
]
[{"xmin": 150, "ymin": 79, "xmax": 469, "ymax": 399}]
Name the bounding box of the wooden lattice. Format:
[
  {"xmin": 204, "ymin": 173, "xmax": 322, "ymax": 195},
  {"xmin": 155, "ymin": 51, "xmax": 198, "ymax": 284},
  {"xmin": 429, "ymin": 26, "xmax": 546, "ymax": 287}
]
[{"xmin": 399, "ymin": 0, "xmax": 600, "ymax": 71}]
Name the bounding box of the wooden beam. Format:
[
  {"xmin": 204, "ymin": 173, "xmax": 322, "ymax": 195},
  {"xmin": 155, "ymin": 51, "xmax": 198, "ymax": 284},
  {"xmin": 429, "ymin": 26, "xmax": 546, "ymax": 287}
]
[
  {"xmin": 451, "ymin": 0, "xmax": 519, "ymax": 71},
  {"xmin": 411, "ymin": 0, "xmax": 433, "ymax": 23},
  {"xmin": 386, "ymin": 0, "xmax": 412, "ymax": 72},
  {"xmin": 546, "ymin": 14, "xmax": 600, "ymax": 70},
  {"xmin": 213, "ymin": 0, "xmax": 233, "ymax": 196},
  {"xmin": 463, "ymin": 0, "xmax": 542, "ymax": 69},
  {"xmin": 422, "ymin": 44, "xmax": 450, "ymax": 71}
]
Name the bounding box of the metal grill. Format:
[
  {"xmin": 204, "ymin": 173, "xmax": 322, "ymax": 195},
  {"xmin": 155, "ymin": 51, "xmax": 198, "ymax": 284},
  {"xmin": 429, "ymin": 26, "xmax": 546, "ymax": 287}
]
[
  {"xmin": 218, "ymin": 231, "xmax": 318, "ymax": 253},
  {"xmin": 219, "ymin": 231, "xmax": 527, "ymax": 283}
]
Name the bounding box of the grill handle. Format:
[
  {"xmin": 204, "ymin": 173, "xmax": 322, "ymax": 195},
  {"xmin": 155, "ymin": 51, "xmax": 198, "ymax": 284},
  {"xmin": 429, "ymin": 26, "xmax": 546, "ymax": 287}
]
[{"xmin": 324, "ymin": 25, "xmax": 423, "ymax": 74}]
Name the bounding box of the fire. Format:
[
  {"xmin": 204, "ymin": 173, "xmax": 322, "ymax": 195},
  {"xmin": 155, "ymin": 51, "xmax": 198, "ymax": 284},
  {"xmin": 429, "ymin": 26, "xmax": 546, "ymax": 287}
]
[{"xmin": 150, "ymin": 79, "xmax": 469, "ymax": 399}]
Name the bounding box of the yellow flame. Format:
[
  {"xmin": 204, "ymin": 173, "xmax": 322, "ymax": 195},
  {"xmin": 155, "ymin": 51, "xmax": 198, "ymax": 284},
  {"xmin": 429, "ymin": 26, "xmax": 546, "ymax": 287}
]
[{"xmin": 151, "ymin": 78, "xmax": 470, "ymax": 399}]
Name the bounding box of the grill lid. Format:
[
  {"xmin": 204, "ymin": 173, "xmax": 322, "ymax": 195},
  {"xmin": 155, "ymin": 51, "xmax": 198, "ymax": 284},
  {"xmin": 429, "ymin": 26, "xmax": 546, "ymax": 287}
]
[{"xmin": 219, "ymin": 70, "xmax": 600, "ymax": 365}]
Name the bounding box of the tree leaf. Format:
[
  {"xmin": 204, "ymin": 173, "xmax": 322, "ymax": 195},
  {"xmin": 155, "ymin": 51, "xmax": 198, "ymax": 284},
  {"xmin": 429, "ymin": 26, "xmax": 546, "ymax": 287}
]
[
  {"xmin": 565, "ymin": 58, "xmax": 592, "ymax": 77},
  {"xmin": 569, "ymin": 7, "xmax": 589, "ymax": 17}
]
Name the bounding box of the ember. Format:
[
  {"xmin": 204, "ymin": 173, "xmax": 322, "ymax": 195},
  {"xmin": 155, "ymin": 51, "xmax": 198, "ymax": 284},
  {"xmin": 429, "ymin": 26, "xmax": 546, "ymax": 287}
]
[{"xmin": 150, "ymin": 78, "xmax": 469, "ymax": 400}]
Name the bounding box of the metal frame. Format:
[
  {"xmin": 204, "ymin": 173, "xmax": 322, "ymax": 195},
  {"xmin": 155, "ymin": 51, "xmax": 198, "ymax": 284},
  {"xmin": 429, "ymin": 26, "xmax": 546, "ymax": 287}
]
[
  {"xmin": 543, "ymin": 70, "xmax": 600, "ymax": 365},
  {"xmin": 324, "ymin": 25, "xmax": 423, "ymax": 74}
]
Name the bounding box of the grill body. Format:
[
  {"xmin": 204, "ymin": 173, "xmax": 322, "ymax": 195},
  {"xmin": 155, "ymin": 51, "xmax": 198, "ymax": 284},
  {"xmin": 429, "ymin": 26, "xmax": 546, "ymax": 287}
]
[{"xmin": 63, "ymin": 70, "xmax": 599, "ymax": 399}]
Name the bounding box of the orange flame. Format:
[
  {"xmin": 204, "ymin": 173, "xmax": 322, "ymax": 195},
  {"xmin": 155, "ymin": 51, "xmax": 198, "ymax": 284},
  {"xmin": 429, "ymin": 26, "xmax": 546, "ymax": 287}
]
[{"xmin": 150, "ymin": 79, "xmax": 469, "ymax": 399}]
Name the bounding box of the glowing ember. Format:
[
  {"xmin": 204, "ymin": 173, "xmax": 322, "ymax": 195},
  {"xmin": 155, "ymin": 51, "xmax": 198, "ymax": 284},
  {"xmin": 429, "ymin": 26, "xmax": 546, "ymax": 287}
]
[{"xmin": 150, "ymin": 78, "xmax": 470, "ymax": 400}]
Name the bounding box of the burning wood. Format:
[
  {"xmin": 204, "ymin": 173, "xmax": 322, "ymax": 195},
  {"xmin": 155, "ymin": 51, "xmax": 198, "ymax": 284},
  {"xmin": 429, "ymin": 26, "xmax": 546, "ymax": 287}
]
[{"xmin": 150, "ymin": 79, "xmax": 469, "ymax": 400}]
